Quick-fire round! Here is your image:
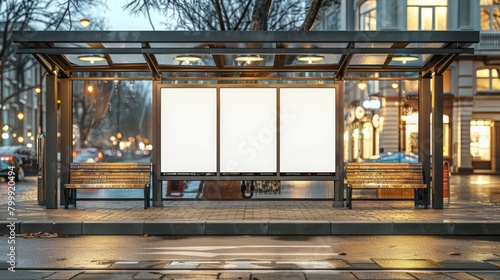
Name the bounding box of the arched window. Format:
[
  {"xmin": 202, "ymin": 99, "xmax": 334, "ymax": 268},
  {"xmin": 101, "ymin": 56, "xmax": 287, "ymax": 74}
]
[
  {"xmin": 480, "ymin": 0, "xmax": 500, "ymax": 31},
  {"xmin": 407, "ymin": 0, "xmax": 448, "ymax": 30},
  {"xmin": 359, "ymin": 0, "xmax": 377, "ymax": 31},
  {"xmin": 476, "ymin": 68, "xmax": 500, "ymax": 93}
]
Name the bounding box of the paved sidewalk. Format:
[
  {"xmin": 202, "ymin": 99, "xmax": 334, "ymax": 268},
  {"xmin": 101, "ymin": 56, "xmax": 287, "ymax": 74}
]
[{"xmin": 1, "ymin": 198, "xmax": 499, "ymax": 236}]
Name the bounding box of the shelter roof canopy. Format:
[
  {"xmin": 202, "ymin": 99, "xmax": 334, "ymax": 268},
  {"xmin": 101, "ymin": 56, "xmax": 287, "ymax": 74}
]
[{"xmin": 13, "ymin": 30, "xmax": 479, "ymax": 79}]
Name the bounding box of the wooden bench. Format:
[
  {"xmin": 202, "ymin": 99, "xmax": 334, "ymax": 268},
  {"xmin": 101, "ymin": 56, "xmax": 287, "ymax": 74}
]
[
  {"xmin": 64, "ymin": 162, "xmax": 152, "ymax": 209},
  {"xmin": 345, "ymin": 162, "xmax": 427, "ymax": 209}
]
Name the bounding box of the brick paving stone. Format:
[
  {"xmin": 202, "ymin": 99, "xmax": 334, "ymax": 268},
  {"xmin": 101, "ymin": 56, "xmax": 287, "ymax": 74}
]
[{"xmin": 2, "ymin": 196, "xmax": 500, "ymax": 235}]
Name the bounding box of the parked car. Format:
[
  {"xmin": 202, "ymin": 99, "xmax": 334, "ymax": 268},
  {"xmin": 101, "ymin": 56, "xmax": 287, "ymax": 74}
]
[
  {"xmin": 73, "ymin": 148, "xmax": 102, "ymax": 163},
  {"xmin": 363, "ymin": 152, "xmax": 419, "ymax": 163},
  {"xmin": 102, "ymin": 149, "xmax": 122, "ymax": 162},
  {"xmin": 0, "ymin": 145, "xmax": 38, "ymax": 182}
]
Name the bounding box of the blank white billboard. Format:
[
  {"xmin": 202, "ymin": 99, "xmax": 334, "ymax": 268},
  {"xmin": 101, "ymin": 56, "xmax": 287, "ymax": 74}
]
[
  {"xmin": 220, "ymin": 88, "xmax": 277, "ymax": 175},
  {"xmin": 160, "ymin": 88, "xmax": 217, "ymax": 175},
  {"xmin": 279, "ymin": 87, "xmax": 336, "ymax": 175}
]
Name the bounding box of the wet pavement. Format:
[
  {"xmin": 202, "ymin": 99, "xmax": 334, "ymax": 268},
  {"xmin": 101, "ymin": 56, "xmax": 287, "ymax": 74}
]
[{"xmin": 0, "ymin": 174, "xmax": 499, "ymax": 235}]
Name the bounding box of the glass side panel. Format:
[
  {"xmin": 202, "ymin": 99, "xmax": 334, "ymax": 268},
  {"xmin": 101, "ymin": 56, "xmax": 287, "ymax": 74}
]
[{"xmin": 72, "ymin": 79, "xmax": 152, "ymax": 199}]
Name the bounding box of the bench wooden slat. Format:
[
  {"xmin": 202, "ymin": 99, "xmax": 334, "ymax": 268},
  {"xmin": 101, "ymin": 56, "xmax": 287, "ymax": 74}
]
[
  {"xmin": 64, "ymin": 162, "xmax": 152, "ymax": 209},
  {"xmin": 345, "ymin": 162, "xmax": 427, "ymax": 209},
  {"xmin": 65, "ymin": 184, "xmax": 146, "ymax": 189}
]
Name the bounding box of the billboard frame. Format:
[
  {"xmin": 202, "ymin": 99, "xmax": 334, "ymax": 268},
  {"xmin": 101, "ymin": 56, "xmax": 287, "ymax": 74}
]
[{"xmin": 155, "ymin": 83, "xmax": 341, "ymax": 182}]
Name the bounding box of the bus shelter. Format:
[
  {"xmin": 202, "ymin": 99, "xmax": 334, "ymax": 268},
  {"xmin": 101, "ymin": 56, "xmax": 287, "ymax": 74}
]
[{"xmin": 13, "ymin": 31, "xmax": 479, "ymax": 209}]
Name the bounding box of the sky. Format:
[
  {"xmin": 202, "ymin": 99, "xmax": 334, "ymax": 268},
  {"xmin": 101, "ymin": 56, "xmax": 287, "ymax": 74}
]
[{"xmin": 103, "ymin": 4, "xmax": 165, "ymax": 30}]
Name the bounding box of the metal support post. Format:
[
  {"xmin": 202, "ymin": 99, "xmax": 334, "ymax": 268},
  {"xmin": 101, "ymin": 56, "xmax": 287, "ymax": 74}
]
[{"xmin": 432, "ymin": 73, "xmax": 444, "ymax": 209}]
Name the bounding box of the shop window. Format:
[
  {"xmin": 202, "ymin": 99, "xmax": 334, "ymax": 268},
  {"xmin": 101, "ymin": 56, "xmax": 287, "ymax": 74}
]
[
  {"xmin": 443, "ymin": 69, "xmax": 451, "ymax": 93},
  {"xmin": 470, "ymin": 120, "xmax": 492, "ymax": 161},
  {"xmin": 481, "ymin": 0, "xmax": 500, "ymax": 31},
  {"xmin": 443, "ymin": 115, "xmax": 450, "ymax": 157},
  {"xmin": 359, "ymin": 0, "xmax": 377, "ymax": 31},
  {"xmin": 476, "ymin": 68, "xmax": 500, "ymax": 92},
  {"xmin": 407, "ymin": 0, "xmax": 448, "ymax": 30},
  {"xmin": 405, "ymin": 113, "xmax": 450, "ymax": 157}
]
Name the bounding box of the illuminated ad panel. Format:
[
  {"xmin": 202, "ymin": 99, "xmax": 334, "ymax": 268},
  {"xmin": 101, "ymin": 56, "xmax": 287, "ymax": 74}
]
[
  {"xmin": 279, "ymin": 87, "xmax": 336, "ymax": 176},
  {"xmin": 160, "ymin": 88, "xmax": 217, "ymax": 176},
  {"xmin": 220, "ymin": 88, "xmax": 277, "ymax": 175}
]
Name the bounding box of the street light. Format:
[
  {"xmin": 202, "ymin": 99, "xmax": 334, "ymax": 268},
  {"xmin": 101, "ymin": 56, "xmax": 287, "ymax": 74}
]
[
  {"xmin": 17, "ymin": 112, "xmax": 24, "ymax": 120},
  {"xmin": 80, "ymin": 19, "xmax": 90, "ymax": 28}
]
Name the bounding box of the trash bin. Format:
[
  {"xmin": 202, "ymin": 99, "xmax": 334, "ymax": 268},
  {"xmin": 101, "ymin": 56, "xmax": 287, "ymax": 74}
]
[
  {"xmin": 443, "ymin": 161, "xmax": 450, "ymax": 203},
  {"xmin": 167, "ymin": 180, "xmax": 184, "ymax": 196}
]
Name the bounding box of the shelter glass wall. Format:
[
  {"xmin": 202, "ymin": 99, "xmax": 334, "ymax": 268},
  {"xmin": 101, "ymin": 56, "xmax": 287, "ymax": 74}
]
[
  {"xmin": 160, "ymin": 78, "xmax": 336, "ymax": 200},
  {"xmin": 71, "ymin": 79, "xmax": 152, "ymax": 199}
]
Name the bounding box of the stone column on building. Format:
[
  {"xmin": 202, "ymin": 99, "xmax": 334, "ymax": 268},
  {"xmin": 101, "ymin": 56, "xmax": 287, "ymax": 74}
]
[
  {"xmin": 378, "ymin": 0, "xmax": 404, "ymax": 30},
  {"xmin": 378, "ymin": 98, "xmax": 398, "ymax": 153},
  {"xmin": 453, "ymin": 60, "xmax": 474, "ymax": 173}
]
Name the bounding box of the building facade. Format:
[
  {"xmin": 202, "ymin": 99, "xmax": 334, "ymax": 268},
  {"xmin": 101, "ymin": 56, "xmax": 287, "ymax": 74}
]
[
  {"xmin": 0, "ymin": 59, "xmax": 40, "ymax": 150},
  {"xmin": 317, "ymin": 0, "xmax": 498, "ymax": 174}
]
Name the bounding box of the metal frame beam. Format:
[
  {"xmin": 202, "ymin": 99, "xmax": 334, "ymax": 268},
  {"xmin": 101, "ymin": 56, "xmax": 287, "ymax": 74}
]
[
  {"xmin": 16, "ymin": 47, "xmax": 475, "ymax": 55},
  {"xmin": 13, "ymin": 30, "xmax": 479, "ymax": 44}
]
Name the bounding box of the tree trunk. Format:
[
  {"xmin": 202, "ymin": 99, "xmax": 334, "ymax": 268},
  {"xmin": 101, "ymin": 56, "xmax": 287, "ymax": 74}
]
[
  {"xmin": 301, "ymin": 0, "xmax": 325, "ymax": 31},
  {"xmin": 250, "ymin": 0, "xmax": 273, "ymax": 30}
]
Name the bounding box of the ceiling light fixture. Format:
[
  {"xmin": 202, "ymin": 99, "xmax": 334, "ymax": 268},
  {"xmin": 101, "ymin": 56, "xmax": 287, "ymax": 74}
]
[
  {"xmin": 235, "ymin": 54, "xmax": 264, "ymax": 64},
  {"xmin": 391, "ymin": 82, "xmax": 399, "ymax": 89},
  {"xmin": 173, "ymin": 55, "xmax": 202, "ymax": 63},
  {"xmin": 391, "ymin": 54, "xmax": 419, "ymax": 64},
  {"xmin": 296, "ymin": 54, "xmax": 325, "ymax": 64},
  {"xmin": 78, "ymin": 54, "xmax": 106, "ymax": 64}
]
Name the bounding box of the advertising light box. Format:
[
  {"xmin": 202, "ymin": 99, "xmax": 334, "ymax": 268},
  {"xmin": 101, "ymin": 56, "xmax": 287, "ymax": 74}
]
[
  {"xmin": 160, "ymin": 88, "xmax": 217, "ymax": 176},
  {"xmin": 279, "ymin": 87, "xmax": 336, "ymax": 175},
  {"xmin": 219, "ymin": 88, "xmax": 277, "ymax": 175},
  {"xmin": 159, "ymin": 85, "xmax": 337, "ymax": 180}
]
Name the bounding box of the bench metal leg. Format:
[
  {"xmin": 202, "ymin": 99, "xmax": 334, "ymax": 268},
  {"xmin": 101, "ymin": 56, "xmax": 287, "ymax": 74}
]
[
  {"xmin": 65, "ymin": 189, "xmax": 76, "ymax": 209},
  {"xmin": 147, "ymin": 185, "xmax": 150, "ymax": 208},
  {"xmin": 347, "ymin": 186, "xmax": 352, "ymax": 209},
  {"xmin": 64, "ymin": 188, "xmax": 69, "ymax": 209},
  {"xmin": 144, "ymin": 184, "xmax": 150, "ymax": 209}
]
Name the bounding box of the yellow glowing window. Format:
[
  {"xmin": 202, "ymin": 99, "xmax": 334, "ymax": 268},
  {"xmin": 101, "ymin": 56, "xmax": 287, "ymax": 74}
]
[
  {"xmin": 408, "ymin": 0, "xmax": 447, "ymax": 5},
  {"xmin": 476, "ymin": 69, "xmax": 500, "ymax": 91},
  {"xmin": 470, "ymin": 120, "xmax": 492, "ymax": 161},
  {"xmin": 407, "ymin": 0, "xmax": 448, "ymax": 30},
  {"xmin": 481, "ymin": 1, "xmax": 500, "ymax": 30}
]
